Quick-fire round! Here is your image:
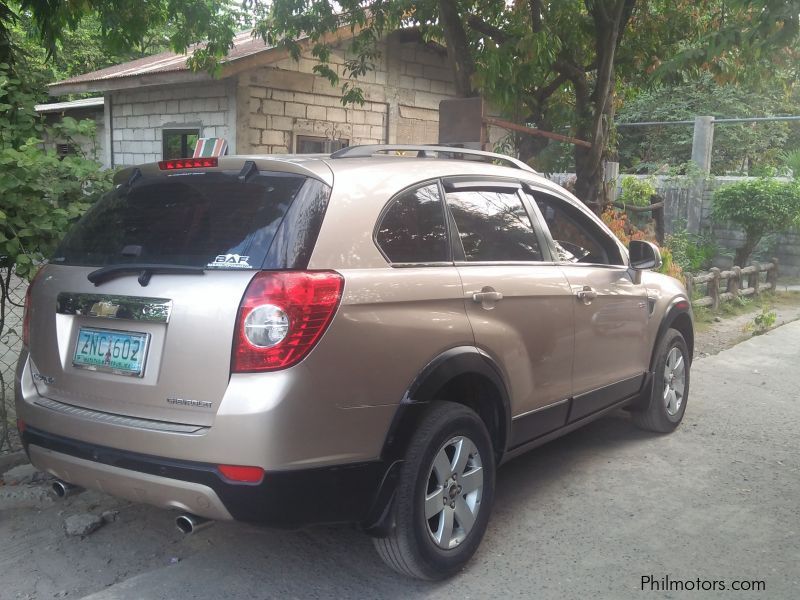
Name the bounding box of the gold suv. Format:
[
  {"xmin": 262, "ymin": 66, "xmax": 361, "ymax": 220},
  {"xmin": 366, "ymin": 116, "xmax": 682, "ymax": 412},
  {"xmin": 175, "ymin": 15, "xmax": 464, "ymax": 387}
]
[{"xmin": 17, "ymin": 145, "xmax": 693, "ymax": 580}]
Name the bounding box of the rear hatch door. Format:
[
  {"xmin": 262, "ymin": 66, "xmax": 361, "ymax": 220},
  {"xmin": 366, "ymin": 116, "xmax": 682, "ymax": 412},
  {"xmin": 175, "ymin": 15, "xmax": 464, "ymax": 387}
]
[{"xmin": 27, "ymin": 164, "xmax": 326, "ymax": 426}]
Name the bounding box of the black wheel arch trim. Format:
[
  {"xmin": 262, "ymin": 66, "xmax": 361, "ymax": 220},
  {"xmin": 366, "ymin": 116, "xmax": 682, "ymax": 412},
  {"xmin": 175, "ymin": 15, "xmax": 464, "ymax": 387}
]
[
  {"xmin": 653, "ymin": 297, "xmax": 694, "ymax": 368},
  {"xmin": 381, "ymin": 346, "xmax": 512, "ymax": 463}
]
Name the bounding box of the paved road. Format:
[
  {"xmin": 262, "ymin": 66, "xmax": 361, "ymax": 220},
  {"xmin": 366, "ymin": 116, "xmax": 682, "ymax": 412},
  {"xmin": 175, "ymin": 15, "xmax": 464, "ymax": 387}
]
[{"xmin": 75, "ymin": 321, "xmax": 800, "ymax": 599}]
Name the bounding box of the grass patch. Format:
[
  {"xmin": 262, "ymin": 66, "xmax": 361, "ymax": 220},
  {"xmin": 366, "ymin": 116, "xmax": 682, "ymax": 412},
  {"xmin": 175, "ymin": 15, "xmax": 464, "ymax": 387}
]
[{"xmin": 692, "ymin": 290, "xmax": 800, "ymax": 329}]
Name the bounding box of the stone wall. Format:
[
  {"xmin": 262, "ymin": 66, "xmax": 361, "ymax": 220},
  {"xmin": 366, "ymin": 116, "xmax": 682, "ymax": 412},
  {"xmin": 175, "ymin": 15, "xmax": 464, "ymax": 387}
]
[
  {"xmin": 237, "ymin": 36, "xmax": 457, "ymax": 154},
  {"xmin": 109, "ymin": 81, "xmax": 235, "ymax": 166}
]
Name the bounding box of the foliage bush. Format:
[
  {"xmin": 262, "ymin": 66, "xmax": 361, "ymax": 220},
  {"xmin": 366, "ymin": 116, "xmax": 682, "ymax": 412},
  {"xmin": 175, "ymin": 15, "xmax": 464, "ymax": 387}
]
[
  {"xmin": 712, "ymin": 178, "xmax": 800, "ymax": 267},
  {"xmin": 664, "ymin": 229, "xmax": 718, "ymax": 273},
  {"xmin": 780, "ymin": 149, "xmax": 800, "ymax": 179},
  {"xmin": 0, "ymin": 63, "xmax": 112, "ymax": 451},
  {"xmin": 618, "ymin": 176, "xmax": 656, "ymax": 207},
  {"xmin": 601, "ymin": 208, "xmax": 683, "ymax": 281},
  {"xmin": 0, "ymin": 64, "xmax": 113, "ymax": 280}
]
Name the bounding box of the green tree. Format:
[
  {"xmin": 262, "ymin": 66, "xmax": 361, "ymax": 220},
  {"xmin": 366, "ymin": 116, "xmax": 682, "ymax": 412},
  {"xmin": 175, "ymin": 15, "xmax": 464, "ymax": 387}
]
[
  {"xmin": 617, "ymin": 74, "xmax": 797, "ymax": 174},
  {"xmin": 0, "ymin": 1, "xmax": 241, "ymax": 75},
  {"xmin": 250, "ymin": 0, "xmax": 799, "ymax": 208},
  {"xmin": 7, "ymin": 12, "xmax": 176, "ymax": 96},
  {"xmin": 2, "ymin": 0, "xmax": 798, "ymax": 210},
  {"xmin": 712, "ymin": 178, "xmax": 800, "ymax": 266}
]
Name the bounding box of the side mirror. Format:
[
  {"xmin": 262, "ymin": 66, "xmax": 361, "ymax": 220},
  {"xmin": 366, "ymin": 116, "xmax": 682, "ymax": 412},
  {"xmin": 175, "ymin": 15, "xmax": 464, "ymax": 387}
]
[{"xmin": 629, "ymin": 240, "xmax": 662, "ymax": 271}]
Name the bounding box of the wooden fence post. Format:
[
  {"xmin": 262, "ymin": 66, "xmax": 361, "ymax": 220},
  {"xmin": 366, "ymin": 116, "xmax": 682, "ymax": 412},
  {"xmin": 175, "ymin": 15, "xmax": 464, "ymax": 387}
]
[
  {"xmin": 750, "ymin": 261, "xmax": 760, "ymax": 295},
  {"xmin": 767, "ymin": 257, "xmax": 779, "ymax": 290},
  {"xmin": 651, "ymin": 194, "xmax": 665, "ymax": 245},
  {"xmin": 709, "ymin": 267, "xmax": 721, "ymax": 310},
  {"xmin": 684, "ymin": 273, "xmax": 694, "ymax": 299},
  {"xmin": 728, "ymin": 266, "xmax": 741, "ymax": 300}
]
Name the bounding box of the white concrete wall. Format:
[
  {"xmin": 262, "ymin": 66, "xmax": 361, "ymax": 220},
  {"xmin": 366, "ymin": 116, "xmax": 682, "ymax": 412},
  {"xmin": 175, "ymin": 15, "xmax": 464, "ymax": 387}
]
[{"xmin": 110, "ymin": 81, "xmax": 236, "ymax": 166}]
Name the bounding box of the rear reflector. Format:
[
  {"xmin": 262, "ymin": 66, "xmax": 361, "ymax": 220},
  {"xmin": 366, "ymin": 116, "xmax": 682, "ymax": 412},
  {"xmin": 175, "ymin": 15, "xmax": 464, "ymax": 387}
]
[
  {"xmin": 22, "ymin": 268, "xmax": 44, "ymax": 347},
  {"xmin": 218, "ymin": 465, "xmax": 265, "ymax": 484},
  {"xmin": 158, "ymin": 157, "xmax": 218, "ymax": 170},
  {"xmin": 16, "ymin": 418, "xmax": 25, "ymax": 433},
  {"xmin": 232, "ymin": 271, "xmax": 344, "ymax": 373}
]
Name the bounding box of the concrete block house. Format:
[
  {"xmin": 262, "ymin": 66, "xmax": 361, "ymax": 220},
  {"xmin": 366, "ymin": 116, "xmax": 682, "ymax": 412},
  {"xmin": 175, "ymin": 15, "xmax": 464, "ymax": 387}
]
[{"xmin": 47, "ymin": 29, "xmax": 460, "ymax": 168}]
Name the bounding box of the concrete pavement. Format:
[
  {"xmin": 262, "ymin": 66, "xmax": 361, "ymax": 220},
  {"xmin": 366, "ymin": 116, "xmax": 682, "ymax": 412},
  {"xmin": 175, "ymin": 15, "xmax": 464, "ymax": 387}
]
[{"xmin": 75, "ymin": 320, "xmax": 800, "ymax": 599}]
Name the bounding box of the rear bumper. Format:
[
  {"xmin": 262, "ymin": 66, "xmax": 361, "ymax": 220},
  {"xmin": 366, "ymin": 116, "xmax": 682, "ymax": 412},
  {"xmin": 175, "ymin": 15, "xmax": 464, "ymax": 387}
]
[{"xmin": 22, "ymin": 426, "xmax": 389, "ymax": 527}]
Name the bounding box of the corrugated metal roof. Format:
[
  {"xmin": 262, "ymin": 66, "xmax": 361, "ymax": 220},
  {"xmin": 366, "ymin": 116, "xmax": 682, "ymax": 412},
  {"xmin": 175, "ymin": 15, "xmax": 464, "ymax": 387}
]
[
  {"xmin": 49, "ymin": 31, "xmax": 277, "ymax": 88},
  {"xmin": 35, "ymin": 97, "xmax": 105, "ymax": 113}
]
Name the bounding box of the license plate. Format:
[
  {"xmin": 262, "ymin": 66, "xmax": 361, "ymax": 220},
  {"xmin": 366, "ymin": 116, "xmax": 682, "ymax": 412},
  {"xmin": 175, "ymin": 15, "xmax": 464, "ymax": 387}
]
[{"xmin": 73, "ymin": 327, "xmax": 150, "ymax": 377}]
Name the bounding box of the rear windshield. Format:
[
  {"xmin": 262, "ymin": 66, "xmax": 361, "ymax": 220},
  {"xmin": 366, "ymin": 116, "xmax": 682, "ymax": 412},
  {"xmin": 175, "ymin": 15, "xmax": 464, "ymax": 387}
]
[{"xmin": 54, "ymin": 172, "xmax": 309, "ymax": 269}]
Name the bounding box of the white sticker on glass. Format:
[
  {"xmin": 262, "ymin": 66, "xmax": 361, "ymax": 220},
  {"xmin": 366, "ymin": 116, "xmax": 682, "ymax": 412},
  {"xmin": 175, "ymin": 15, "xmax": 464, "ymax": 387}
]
[{"xmin": 207, "ymin": 254, "xmax": 252, "ymax": 269}]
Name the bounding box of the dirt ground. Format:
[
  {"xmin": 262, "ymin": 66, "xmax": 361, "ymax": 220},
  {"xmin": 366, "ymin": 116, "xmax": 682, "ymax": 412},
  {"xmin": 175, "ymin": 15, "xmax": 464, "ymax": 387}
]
[
  {"xmin": 1, "ymin": 290, "xmax": 799, "ymax": 599},
  {"xmin": 693, "ymin": 289, "xmax": 800, "ymax": 357}
]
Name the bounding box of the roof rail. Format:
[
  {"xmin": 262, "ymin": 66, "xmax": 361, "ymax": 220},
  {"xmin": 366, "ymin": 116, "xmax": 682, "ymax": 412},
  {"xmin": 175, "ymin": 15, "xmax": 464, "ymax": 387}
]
[{"xmin": 329, "ymin": 144, "xmax": 538, "ymax": 173}]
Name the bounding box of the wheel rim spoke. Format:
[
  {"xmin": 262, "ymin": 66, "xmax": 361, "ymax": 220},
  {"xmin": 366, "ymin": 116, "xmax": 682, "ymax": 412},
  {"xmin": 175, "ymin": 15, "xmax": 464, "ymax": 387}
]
[
  {"xmin": 666, "ymin": 390, "xmax": 676, "ymax": 414},
  {"xmin": 454, "ymin": 496, "xmax": 476, "ymax": 534},
  {"xmin": 435, "ymin": 505, "xmax": 455, "ymax": 547},
  {"xmin": 432, "ymin": 449, "xmax": 452, "ymax": 483},
  {"xmin": 452, "ymin": 438, "xmax": 472, "ymax": 476},
  {"xmin": 460, "ymin": 466, "xmax": 483, "ymax": 495},
  {"xmin": 425, "ymin": 487, "xmax": 445, "ymax": 519}
]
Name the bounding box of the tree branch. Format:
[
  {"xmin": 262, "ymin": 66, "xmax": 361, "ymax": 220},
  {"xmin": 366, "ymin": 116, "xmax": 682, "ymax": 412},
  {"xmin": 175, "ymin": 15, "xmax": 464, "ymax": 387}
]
[
  {"xmin": 528, "ymin": 0, "xmax": 543, "ymax": 33},
  {"xmin": 438, "ymin": 0, "xmax": 476, "ymax": 96},
  {"xmin": 466, "ymin": 16, "xmax": 509, "ymax": 44},
  {"xmin": 537, "ymin": 72, "xmax": 568, "ymax": 103}
]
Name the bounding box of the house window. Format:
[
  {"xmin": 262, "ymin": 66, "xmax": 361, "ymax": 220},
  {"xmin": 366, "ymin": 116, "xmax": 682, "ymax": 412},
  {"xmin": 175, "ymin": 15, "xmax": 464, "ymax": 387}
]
[
  {"xmin": 163, "ymin": 129, "xmax": 200, "ymax": 159},
  {"xmin": 56, "ymin": 143, "xmax": 78, "ymax": 158},
  {"xmin": 295, "ymin": 135, "xmax": 349, "ymax": 154}
]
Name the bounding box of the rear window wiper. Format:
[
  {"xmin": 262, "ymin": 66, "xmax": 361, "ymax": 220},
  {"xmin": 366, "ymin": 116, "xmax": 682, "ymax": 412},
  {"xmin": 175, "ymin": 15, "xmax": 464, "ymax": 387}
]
[{"xmin": 87, "ymin": 264, "xmax": 205, "ymax": 287}]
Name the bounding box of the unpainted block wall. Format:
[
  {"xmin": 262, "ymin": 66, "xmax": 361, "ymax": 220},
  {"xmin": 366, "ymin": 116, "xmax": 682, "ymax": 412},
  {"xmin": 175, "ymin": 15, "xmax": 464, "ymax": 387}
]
[
  {"xmin": 110, "ymin": 81, "xmax": 234, "ymax": 166},
  {"xmin": 238, "ymin": 37, "xmax": 458, "ymax": 154}
]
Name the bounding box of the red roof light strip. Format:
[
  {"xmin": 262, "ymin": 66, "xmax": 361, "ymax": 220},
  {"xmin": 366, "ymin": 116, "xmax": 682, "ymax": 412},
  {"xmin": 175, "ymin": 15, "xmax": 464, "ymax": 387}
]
[{"xmin": 158, "ymin": 157, "xmax": 218, "ymax": 170}]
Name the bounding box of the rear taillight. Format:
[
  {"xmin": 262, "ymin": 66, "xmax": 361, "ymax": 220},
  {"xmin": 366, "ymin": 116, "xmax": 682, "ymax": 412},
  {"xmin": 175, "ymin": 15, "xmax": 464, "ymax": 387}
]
[
  {"xmin": 232, "ymin": 271, "xmax": 344, "ymax": 373},
  {"xmin": 22, "ymin": 268, "xmax": 43, "ymax": 347}
]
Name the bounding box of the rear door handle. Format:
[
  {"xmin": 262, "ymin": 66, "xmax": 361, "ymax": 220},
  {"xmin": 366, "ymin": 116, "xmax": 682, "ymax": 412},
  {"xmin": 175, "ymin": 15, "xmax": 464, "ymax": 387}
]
[
  {"xmin": 471, "ymin": 287, "xmax": 503, "ymax": 309},
  {"xmin": 576, "ymin": 286, "xmax": 597, "ymax": 304}
]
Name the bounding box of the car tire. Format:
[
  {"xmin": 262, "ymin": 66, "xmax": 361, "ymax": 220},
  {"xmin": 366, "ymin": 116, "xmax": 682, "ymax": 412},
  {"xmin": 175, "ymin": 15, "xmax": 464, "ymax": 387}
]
[
  {"xmin": 632, "ymin": 328, "xmax": 690, "ymax": 433},
  {"xmin": 373, "ymin": 401, "xmax": 495, "ymax": 580}
]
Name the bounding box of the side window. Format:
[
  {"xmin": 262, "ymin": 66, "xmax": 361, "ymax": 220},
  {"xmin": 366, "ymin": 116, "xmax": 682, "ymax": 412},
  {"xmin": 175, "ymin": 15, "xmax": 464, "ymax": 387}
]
[
  {"xmin": 375, "ymin": 183, "xmax": 449, "ymax": 263},
  {"xmin": 530, "ymin": 191, "xmax": 622, "ymax": 265},
  {"xmin": 445, "ymin": 187, "xmax": 543, "ymax": 262}
]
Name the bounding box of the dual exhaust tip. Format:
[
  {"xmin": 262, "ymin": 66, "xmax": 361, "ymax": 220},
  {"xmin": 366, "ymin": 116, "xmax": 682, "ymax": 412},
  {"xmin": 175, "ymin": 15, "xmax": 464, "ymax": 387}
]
[
  {"xmin": 175, "ymin": 513, "xmax": 212, "ymax": 535},
  {"xmin": 52, "ymin": 479, "xmax": 212, "ymax": 535},
  {"xmin": 52, "ymin": 480, "xmax": 80, "ymax": 498}
]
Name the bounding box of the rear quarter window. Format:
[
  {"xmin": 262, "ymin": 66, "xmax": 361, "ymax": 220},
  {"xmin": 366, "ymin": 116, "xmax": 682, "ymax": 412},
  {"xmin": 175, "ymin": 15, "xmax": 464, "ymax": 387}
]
[
  {"xmin": 375, "ymin": 183, "xmax": 449, "ymax": 264},
  {"xmin": 54, "ymin": 172, "xmax": 320, "ymax": 270}
]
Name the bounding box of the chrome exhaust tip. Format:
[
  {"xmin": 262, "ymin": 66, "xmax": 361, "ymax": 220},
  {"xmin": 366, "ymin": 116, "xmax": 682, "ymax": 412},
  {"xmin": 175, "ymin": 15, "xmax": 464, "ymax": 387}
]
[
  {"xmin": 175, "ymin": 513, "xmax": 212, "ymax": 535},
  {"xmin": 52, "ymin": 480, "xmax": 80, "ymax": 498}
]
